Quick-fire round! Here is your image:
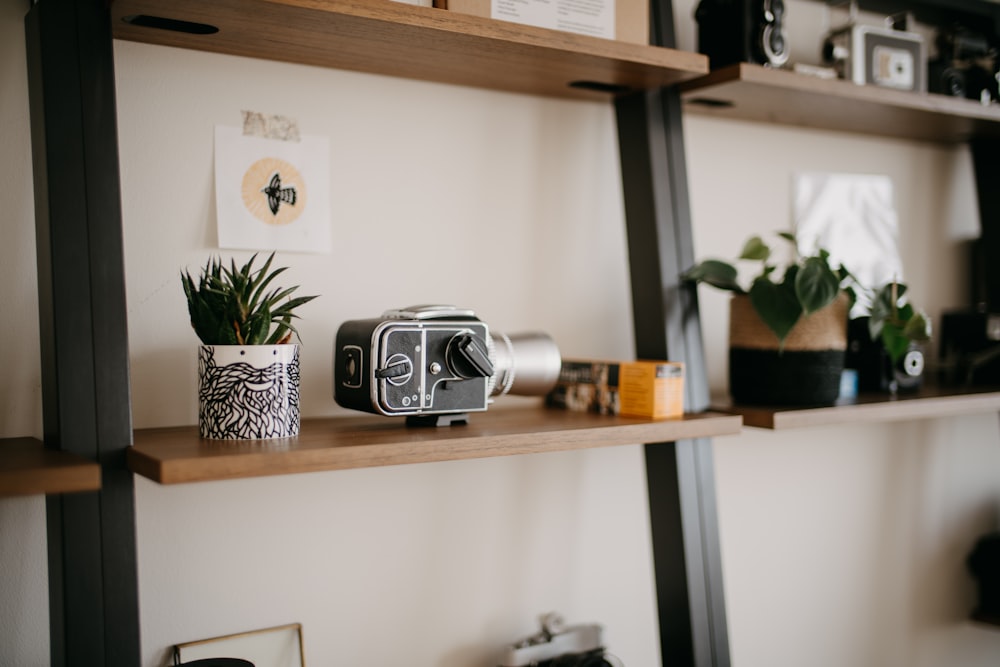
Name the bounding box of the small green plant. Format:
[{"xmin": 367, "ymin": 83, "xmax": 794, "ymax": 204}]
[
  {"xmin": 682, "ymin": 232, "xmax": 855, "ymax": 349},
  {"xmin": 181, "ymin": 252, "xmax": 317, "ymax": 345},
  {"xmin": 866, "ymin": 280, "xmax": 932, "ymax": 366}
]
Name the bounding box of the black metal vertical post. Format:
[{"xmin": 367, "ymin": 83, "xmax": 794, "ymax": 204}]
[
  {"xmin": 970, "ymin": 138, "xmax": 1000, "ymax": 313},
  {"xmin": 615, "ymin": 1, "xmax": 730, "ymax": 664},
  {"xmin": 25, "ymin": 0, "xmax": 140, "ymax": 664}
]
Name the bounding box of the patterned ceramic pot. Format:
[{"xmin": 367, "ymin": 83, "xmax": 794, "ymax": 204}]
[{"xmin": 198, "ymin": 344, "xmax": 300, "ymax": 440}]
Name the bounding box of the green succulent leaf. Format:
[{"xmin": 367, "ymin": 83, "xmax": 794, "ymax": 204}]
[{"xmin": 180, "ymin": 253, "xmax": 317, "ymax": 346}]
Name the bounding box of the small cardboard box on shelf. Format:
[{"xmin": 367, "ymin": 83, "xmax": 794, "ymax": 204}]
[{"xmin": 546, "ymin": 359, "xmax": 685, "ymax": 419}]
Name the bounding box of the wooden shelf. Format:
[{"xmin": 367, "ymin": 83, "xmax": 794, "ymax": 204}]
[
  {"xmin": 714, "ymin": 383, "xmax": 1000, "ymax": 430},
  {"xmin": 680, "ymin": 63, "xmax": 1000, "ymax": 143},
  {"xmin": 109, "ymin": 0, "xmax": 708, "ymax": 102},
  {"xmin": 128, "ymin": 405, "xmax": 742, "ymax": 484},
  {"xmin": 0, "ymin": 438, "xmax": 102, "ymax": 497}
]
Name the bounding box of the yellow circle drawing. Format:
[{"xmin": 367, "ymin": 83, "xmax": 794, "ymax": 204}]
[{"xmin": 241, "ymin": 157, "xmax": 306, "ymax": 226}]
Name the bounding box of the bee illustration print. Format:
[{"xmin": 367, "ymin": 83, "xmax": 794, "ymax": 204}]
[
  {"xmin": 241, "ymin": 157, "xmax": 306, "ymax": 226},
  {"xmin": 262, "ymin": 172, "xmax": 297, "ymax": 215}
]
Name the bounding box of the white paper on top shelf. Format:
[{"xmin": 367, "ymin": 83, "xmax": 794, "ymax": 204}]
[{"xmin": 491, "ymin": 0, "xmax": 614, "ymax": 40}]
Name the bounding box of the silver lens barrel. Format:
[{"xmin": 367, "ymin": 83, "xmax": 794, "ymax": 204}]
[{"xmin": 490, "ymin": 331, "xmax": 561, "ymax": 397}]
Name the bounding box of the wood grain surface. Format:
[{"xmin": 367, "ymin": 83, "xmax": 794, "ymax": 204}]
[
  {"xmin": 0, "ymin": 438, "xmax": 102, "ymax": 497},
  {"xmin": 129, "ymin": 405, "xmax": 742, "ymax": 484},
  {"xmin": 110, "ymin": 0, "xmax": 707, "ymax": 101},
  {"xmin": 682, "ymin": 63, "xmax": 1000, "ymax": 143}
]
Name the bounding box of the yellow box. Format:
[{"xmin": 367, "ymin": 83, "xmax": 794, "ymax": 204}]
[
  {"xmin": 434, "ymin": 0, "xmax": 648, "ymax": 46},
  {"xmin": 545, "ymin": 359, "xmax": 684, "ymax": 419}
]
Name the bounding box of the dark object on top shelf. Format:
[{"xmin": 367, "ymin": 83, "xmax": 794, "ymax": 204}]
[
  {"xmin": 847, "ymin": 317, "xmax": 925, "ymax": 393},
  {"xmin": 967, "ymin": 531, "xmax": 1000, "ymax": 626},
  {"xmin": 498, "ymin": 613, "xmax": 620, "ymax": 667},
  {"xmin": 695, "ymin": 0, "xmax": 790, "ymax": 69},
  {"xmin": 938, "ymin": 309, "xmax": 1000, "ymax": 386},
  {"xmin": 174, "ymin": 659, "xmax": 254, "ymax": 666},
  {"xmin": 334, "ymin": 305, "xmax": 561, "ymax": 425},
  {"xmin": 928, "ymin": 23, "xmax": 1000, "ymax": 102}
]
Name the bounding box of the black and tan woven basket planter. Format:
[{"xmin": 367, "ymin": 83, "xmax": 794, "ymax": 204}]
[{"xmin": 728, "ymin": 293, "xmax": 849, "ymax": 406}]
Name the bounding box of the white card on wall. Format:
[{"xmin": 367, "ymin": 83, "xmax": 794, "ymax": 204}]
[
  {"xmin": 793, "ymin": 172, "xmax": 903, "ymax": 316},
  {"xmin": 214, "ymin": 125, "xmax": 331, "ymax": 254}
]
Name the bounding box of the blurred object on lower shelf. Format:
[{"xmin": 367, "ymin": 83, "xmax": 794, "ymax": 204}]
[
  {"xmin": 847, "ymin": 316, "xmax": 925, "ymax": 395},
  {"xmin": 498, "ymin": 612, "xmax": 623, "ymax": 666},
  {"xmin": 173, "ymin": 623, "xmax": 303, "ymax": 667},
  {"xmin": 967, "ymin": 531, "xmax": 1000, "ymax": 627}
]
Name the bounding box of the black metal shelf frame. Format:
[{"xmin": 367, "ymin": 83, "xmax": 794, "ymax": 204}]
[{"xmin": 23, "ymin": 0, "xmax": 729, "ymax": 664}]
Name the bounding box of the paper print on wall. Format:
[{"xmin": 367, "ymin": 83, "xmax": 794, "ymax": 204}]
[
  {"xmin": 215, "ymin": 124, "xmax": 331, "ymax": 254},
  {"xmin": 793, "ymin": 172, "xmax": 902, "ymax": 316}
]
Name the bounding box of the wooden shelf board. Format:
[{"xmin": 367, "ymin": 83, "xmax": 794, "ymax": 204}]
[
  {"xmin": 0, "ymin": 438, "xmax": 102, "ymax": 497},
  {"xmin": 109, "ymin": 0, "xmax": 707, "ymax": 102},
  {"xmin": 128, "ymin": 405, "xmax": 742, "ymax": 484},
  {"xmin": 680, "ymin": 63, "xmax": 1000, "ymax": 143},
  {"xmin": 713, "ymin": 384, "xmax": 1000, "ymax": 430}
]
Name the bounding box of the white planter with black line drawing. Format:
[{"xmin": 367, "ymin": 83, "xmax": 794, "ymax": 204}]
[{"xmin": 198, "ymin": 344, "xmax": 300, "ymax": 440}]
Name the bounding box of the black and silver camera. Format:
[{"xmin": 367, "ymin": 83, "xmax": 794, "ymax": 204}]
[
  {"xmin": 498, "ymin": 613, "xmax": 619, "ymax": 667},
  {"xmin": 334, "ymin": 305, "xmax": 561, "ymax": 424},
  {"xmin": 695, "ymin": 0, "xmax": 790, "ymax": 69},
  {"xmin": 928, "ymin": 24, "xmax": 999, "ymax": 103},
  {"xmin": 822, "ymin": 10, "xmax": 926, "ymax": 92}
]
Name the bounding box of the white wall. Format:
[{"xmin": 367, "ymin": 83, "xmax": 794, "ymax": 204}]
[{"xmin": 2, "ymin": 1, "xmax": 999, "ymax": 665}]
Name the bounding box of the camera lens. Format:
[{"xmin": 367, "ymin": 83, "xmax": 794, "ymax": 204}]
[{"xmin": 490, "ymin": 332, "xmax": 562, "ymax": 397}]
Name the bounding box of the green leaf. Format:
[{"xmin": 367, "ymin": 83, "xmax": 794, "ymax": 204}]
[
  {"xmin": 903, "ymin": 310, "xmax": 932, "ymax": 342},
  {"xmin": 881, "ymin": 323, "xmax": 911, "ymax": 366},
  {"xmin": 749, "ymin": 276, "xmax": 803, "ymax": 348},
  {"xmin": 683, "ymin": 260, "xmax": 745, "ymax": 293},
  {"xmin": 739, "ymin": 236, "xmax": 770, "ymax": 261},
  {"xmin": 795, "ymin": 256, "xmax": 840, "ymax": 314}
]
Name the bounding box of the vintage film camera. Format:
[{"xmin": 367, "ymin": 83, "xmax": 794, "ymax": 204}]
[
  {"xmin": 498, "ymin": 613, "xmax": 619, "ymax": 667},
  {"xmin": 695, "ymin": 0, "xmax": 790, "ymax": 69},
  {"xmin": 928, "ymin": 24, "xmax": 999, "ymax": 103},
  {"xmin": 822, "ymin": 7, "xmax": 926, "ymax": 92},
  {"xmin": 334, "ymin": 305, "xmax": 561, "ymax": 424}
]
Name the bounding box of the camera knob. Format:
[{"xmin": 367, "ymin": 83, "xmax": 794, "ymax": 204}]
[
  {"xmin": 375, "ymin": 353, "xmax": 413, "ymax": 386},
  {"xmin": 448, "ymin": 333, "xmax": 494, "ymax": 378}
]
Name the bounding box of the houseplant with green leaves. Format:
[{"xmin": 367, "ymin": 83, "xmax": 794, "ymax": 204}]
[
  {"xmin": 181, "ymin": 252, "xmax": 317, "ymax": 440},
  {"xmin": 848, "ymin": 279, "xmax": 932, "ymax": 393},
  {"xmin": 683, "ymin": 232, "xmax": 856, "ymax": 406}
]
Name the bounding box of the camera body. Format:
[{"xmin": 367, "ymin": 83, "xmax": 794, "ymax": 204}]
[
  {"xmin": 498, "ymin": 613, "xmax": 614, "ymax": 667},
  {"xmin": 334, "ymin": 305, "xmax": 560, "ymax": 419},
  {"xmin": 695, "ymin": 0, "xmax": 790, "ymax": 69},
  {"xmin": 822, "ymin": 22, "xmax": 926, "ymax": 92},
  {"xmin": 928, "ymin": 25, "xmax": 999, "ymax": 102}
]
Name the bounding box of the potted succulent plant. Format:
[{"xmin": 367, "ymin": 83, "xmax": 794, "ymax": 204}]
[
  {"xmin": 683, "ymin": 232, "xmax": 856, "ymax": 406},
  {"xmin": 181, "ymin": 253, "xmax": 317, "ymax": 439},
  {"xmin": 848, "ymin": 280, "xmax": 932, "ymax": 393}
]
